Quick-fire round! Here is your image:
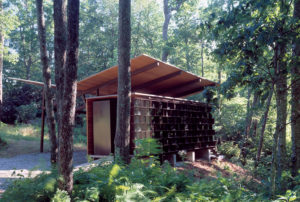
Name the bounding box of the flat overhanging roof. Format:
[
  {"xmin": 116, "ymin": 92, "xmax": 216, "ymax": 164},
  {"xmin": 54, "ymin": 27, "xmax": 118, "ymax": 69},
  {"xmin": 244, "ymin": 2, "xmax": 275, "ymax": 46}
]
[
  {"xmin": 77, "ymin": 54, "xmax": 218, "ymax": 98},
  {"xmin": 9, "ymin": 54, "xmax": 218, "ymax": 98}
]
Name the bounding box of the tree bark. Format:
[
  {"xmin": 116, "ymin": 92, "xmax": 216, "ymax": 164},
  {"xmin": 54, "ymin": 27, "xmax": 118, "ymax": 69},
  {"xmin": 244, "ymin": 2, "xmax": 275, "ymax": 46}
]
[
  {"xmin": 53, "ymin": 0, "xmax": 67, "ymax": 150},
  {"xmin": 162, "ymin": 0, "xmax": 185, "ymax": 62},
  {"xmin": 162, "ymin": 0, "xmax": 171, "ymax": 62},
  {"xmin": 271, "ymin": 42, "xmax": 287, "ymax": 195},
  {"xmin": 0, "ymin": 0, "xmax": 3, "ymax": 122},
  {"xmin": 58, "ymin": 0, "xmax": 79, "ymax": 194},
  {"xmin": 201, "ymin": 41, "xmax": 204, "ymax": 77},
  {"xmin": 36, "ymin": 0, "xmax": 57, "ymax": 164},
  {"xmin": 244, "ymin": 88, "xmax": 252, "ymax": 138},
  {"xmin": 275, "ymin": 43, "xmax": 287, "ymax": 186},
  {"xmin": 115, "ymin": 0, "xmax": 131, "ymax": 164},
  {"xmin": 291, "ymin": 0, "xmax": 300, "ymax": 177},
  {"xmin": 255, "ymin": 84, "xmax": 274, "ymax": 167}
]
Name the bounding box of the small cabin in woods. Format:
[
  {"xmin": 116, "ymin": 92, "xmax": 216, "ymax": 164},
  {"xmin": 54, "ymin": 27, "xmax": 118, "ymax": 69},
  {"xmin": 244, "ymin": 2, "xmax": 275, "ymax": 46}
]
[
  {"xmin": 78, "ymin": 54, "xmax": 218, "ymax": 161},
  {"xmin": 10, "ymin": 54, "xmax": 218, "ymax": 162}
]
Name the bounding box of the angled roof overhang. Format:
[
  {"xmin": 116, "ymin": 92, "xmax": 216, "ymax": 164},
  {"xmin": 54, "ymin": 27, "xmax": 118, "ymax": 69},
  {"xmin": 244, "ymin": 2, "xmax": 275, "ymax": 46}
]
[
  {"xmin": 8, "ymin": 54, "xmax": 218, "ymax": 98},
  {"xmin": 77, "ymin": 54, "xmax": 218, "ymax": 98}
]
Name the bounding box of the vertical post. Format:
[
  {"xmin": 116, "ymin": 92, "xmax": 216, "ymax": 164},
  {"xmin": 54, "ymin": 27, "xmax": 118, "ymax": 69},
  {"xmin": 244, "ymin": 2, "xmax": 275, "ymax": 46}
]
[
  {"xmin": 187, "ymin": 151, "xmax": 195, "ymax": 162},
  {"xmin": 96, "ymin": 89, "xmax": 100, "ymax": 96},
  {"xmin": 40, "ymin": 90, "xmax": 45, "ymax": 153}
]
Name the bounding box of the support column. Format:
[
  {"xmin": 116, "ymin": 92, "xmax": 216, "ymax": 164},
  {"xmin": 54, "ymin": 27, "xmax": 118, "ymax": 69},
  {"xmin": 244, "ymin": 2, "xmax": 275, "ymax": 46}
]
[{"xmin": 187, "ymin": 151, "xmax": 195, "ymax": 162}]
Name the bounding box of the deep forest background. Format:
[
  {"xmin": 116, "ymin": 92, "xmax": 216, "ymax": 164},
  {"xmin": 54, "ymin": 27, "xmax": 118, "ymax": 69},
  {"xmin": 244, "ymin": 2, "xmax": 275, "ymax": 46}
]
[{"xmin": 1, "ymin": 0, "xmax": 300, "ymax": 198}]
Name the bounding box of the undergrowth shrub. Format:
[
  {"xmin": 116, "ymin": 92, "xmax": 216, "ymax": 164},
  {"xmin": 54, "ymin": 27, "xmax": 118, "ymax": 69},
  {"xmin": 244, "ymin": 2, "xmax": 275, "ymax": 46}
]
[
  {"xmin": 218, "ymin": 141, "xmax": 241, "ymax": 159},
  {"xmin": 1, "ymin": 138, "xmax": 298, "ymax": 202},
  {"xmin": 0, "ymin": 136, "xmax": 7, "ymax": 149},
  {"xmin": 16, "ymin": 103, "xmax": 38, "ymax": 123}
]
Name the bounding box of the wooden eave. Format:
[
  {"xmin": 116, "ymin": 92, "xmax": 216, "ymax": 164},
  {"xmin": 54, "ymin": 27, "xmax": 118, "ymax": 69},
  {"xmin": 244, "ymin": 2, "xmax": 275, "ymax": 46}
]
[
  {"xmin": 8, "ymin": 54, "xmax": 218, "ymax": 98},
  {"xmin": 77, "ymin": 54, "xmax": 218, "ymax": 98}
]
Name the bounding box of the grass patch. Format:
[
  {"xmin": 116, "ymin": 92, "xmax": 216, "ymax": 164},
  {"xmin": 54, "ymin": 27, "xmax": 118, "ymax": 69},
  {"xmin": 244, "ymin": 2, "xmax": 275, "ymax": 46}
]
[
  {"xmin": 0, "ymin": 121, "xmax": 87, "ymax": 158},
  {"xmin": 0, "ymin": 122, "xmax": 42, "ymax": 142}
]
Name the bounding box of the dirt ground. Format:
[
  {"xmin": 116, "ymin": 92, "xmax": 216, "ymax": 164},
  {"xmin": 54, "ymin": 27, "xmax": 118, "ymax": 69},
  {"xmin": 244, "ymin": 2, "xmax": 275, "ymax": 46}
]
[{"xmin": 177, "ymin": 159, "xmax": 260, "ymax": 183}]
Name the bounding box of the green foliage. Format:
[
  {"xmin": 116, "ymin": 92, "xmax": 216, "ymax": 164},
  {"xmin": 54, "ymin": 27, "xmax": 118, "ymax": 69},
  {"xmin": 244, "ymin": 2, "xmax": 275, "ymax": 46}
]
[
  {"xmin": 218, "ymin": 141, "xmax": 241, "ymax": 159},
  {"xmin": 0, "ymin": 135, "xmax": 7, "ymax": 149},
  {"xmin": 2, "ymin": 83, "xmax": 41, "ymax": 124},
  {"xmin": 2, "ymin": 138, "xmax": 281, "ymax": 202},
  {"xmin": 1, "ymin": 172, "xmax": 58, "ymax": 202},
  {"xmin": 51, "ymin": 189, "xmax": 71, "ymax": 202},
  {"xmin": 134, "ymin": 138, "xmax": 162, "ymax": 158},
  {"xmin": 16, "ymin": 103, "xmax": 38, "ymax": 123}
]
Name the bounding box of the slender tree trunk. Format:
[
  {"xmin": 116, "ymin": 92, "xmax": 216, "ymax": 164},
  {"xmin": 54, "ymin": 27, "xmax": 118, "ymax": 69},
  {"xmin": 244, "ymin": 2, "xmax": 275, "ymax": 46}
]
[
  {"xmin": 245, "ymin": 89, "xmax": 259, "ymax": 138},
  {"xmin": 0, "ymin": 0, "xmax": 3, "ymax": 122},
  {"xmin": 162, "ymin": 0, "xmax": 171, "ymax": 62},
  {"xmin": 249, "ymin": 92, "xmax": 259, "ymax": 137},
  {"xmin": 36, "ymin": 0, "xmax": 57, "ymax": 164},
  {"xmin": 255, "ymin": 84, "xmax": 274, "ymax": 167},
  {"xmin": 201, "ymin": 41, "xmax": 204, "ymax": 77},
  {"xmin": 244, "ymin": 88, "xmax": 252, "ymax": 138},
  {"xmin": 271, "ymin": 42, "xmax": 287, "ymax": 196},
  {"xmin": 115, "ymin": 0, "xmax": 131, "ymax": 164},
  {"xmin": 58, "ymin": 0, "xmax": 79, "ymax": 194},
  {"xmin": 184, "ymin": 38, "xmax": 191, "ymax": 71},
  {"xmin": 54, "ymin": 0, "xmax": 67, "ymax": 151},
  {"xmin": 217, "ymin": 69, "xmax": 222, "ymax": 111},
  {"xmin": 291, "ymin": 0, "xmax": 300, "ymax": 177},
  {"xmin": 275, "ymin": 43, "xmax": 287, "ymax": 186}
]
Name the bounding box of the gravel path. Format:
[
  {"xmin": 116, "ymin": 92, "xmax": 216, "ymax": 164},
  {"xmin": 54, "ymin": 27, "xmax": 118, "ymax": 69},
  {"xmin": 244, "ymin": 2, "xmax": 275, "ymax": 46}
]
[{"xmin": 0, "ymin": 150, "xmax": 88, "ymax": 192}]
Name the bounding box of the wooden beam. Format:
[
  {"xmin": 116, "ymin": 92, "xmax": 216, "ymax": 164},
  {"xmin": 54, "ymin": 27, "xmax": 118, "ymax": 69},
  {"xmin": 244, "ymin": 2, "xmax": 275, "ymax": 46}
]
[
  {"xmin": 133, "ymin": 71, "xmax": 182, "ymax": 91},
  {"xmin": 8, "ymin": 77, "xmax": 56, "ymax": 88},
  {"xmin": 175, "ymin": 86, "xmax": 205, "ymax": 97},
  {"xmin": 153, "ymin": 79, "xmax": 200, "ymax": 95},
  {"xmin": 79, "ymin": 62, "xmax": 160, "ymax": 95}
]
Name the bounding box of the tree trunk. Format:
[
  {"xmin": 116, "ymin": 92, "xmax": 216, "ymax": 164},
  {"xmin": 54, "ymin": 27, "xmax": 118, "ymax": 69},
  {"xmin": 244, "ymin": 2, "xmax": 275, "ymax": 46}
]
[
  {"xmin": 244, "ymin": 88, "xmax": 252, "ymax": 138},
  {"xmin": 201, "ymin": 41, "xmax": 204, "ymax": 77},
  {"xmin": 271, "ymin": 42, "xmax": 287, "ymax": 196},
  {"xmin": 291, "ymin": 0, "xmax": 300, "ymax": 177},
  {"xmin": 0, "ymin": 1, "xmax": 3, "ymax": 122},
  {"xmin": 58, "ymin": 0, "xmax": 79, "ymax": 194},
  {"xmin": 245, "ymin": 89, "xmax": 259, "ymax": 138},
  {"xmin": 115, "ymin": 0, "xmax": 131, "ymax": 164},
  {"xmin": 162, "ymin": 0, "xmax": 171, "ymax": 62},
  {"xmin": 275, "ymin": 43, "xmax": 287, "ymax": 186},
  {"xmin": 53, "ymin": 0, "xmax": 67, "ymax": 150},
  {"xmin": 255, "ymin": 84, "xmax": 274, "ymax": 167},
  {"xmin": 184, "ymin": 38, "xmax": 191, "ymax": 71},
  {"xmin": 36, "ymin": 0, "xmax": 57, "ymax": 164}
]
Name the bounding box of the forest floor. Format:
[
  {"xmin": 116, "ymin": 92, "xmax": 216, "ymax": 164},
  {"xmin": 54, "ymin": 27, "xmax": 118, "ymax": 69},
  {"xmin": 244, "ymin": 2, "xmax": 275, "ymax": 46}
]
[
  {"xmin": 177, "ymin": 159, "xmax": 259, "ymax": 183},
  {"xmin": 0, "ymin": 123, "xmax": 86, "ymax": 158}
]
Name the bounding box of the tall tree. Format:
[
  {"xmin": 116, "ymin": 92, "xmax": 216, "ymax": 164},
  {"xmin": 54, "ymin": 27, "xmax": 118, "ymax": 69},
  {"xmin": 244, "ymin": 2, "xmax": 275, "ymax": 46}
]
[
  {"xmin": 36, "ymin": 0, "xmax": 57, "ymax": 164},
  {"xmin": 291, "ymin": 0, "xmax": 300, "ymax": 177},
  {"xmin": 115, "ymin": 0, "xmax": 131, "ymax": 164},
  {"xmin": 0, "ymin": 0, "xmax": 3, "ymax": 121},
  {"xmin": 53, "ymin": 0, "xmax": 67, "ymax": 150},
  {"xmin": 58, "ymin": 0, "xmax": 79, "ymax": 193},
  {"xmin": 162, "ymin": 0, "xmax": 185, "ymax": 61},
  {"xmin": 255, "ymin": 84, "xmax": 274, "ymax": 167}
]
